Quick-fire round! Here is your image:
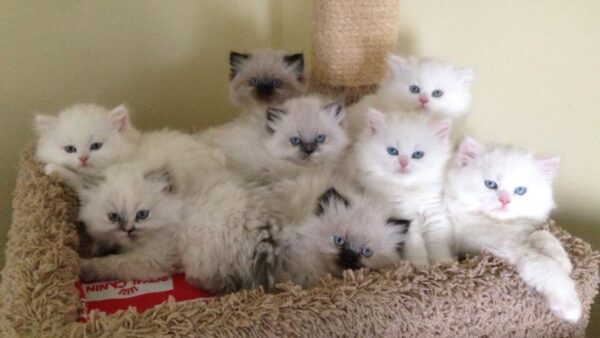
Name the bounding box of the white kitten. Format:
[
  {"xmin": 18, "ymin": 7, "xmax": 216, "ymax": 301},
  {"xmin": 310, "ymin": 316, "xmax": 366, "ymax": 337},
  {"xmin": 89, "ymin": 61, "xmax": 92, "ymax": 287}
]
[
  {"xmin": 446, "ymin": 137, "xmax": 580, "ymax": 323},
  {"xmin": 274, "ymin": 181, "xmax": 409, "ymax": 288},
  {"xmin": 198, "ymin": 95, "xmax": 349, "ymax": 183},
  {"xmin": 346, "ymin": 55, "xmax": 473, "ymax": 137},
  {"xmin": 351, "ymin": 109, "xmax": 453, "ymax": 265},
  {"xmin": 79, "ymin": 163, "xmax": 182, "ymax": 281},
  {"xmin": 35, "ymin": 104, "xmax": 140, "ymax": 188}
]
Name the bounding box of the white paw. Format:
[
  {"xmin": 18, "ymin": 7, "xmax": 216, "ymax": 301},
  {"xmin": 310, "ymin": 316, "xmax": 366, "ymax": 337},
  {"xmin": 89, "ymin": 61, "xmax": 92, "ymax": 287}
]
[
  {"xmin": 556, "ymin": 255, "xmax": 573, "ymax": 274},
  {"xmin": 410, "ymin": 256, "xmax": 430, "ymax": 267},
  {"xmin": 44, "ymin": 163, "xmax": 60, "ymax": 177},
  {"xmin": 549, "ymin": 293, "xmax": 582, "ymax": 323},
  {"xmin": 430, "ymin": 255, "xmax": 456, "ymax": 265}
]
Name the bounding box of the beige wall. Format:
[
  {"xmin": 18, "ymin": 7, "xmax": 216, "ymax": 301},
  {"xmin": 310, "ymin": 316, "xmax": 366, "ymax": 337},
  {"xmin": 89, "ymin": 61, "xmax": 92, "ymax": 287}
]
[{"xmin": 0, "ymin": 1, "xmax": 598, "ymax": 326}]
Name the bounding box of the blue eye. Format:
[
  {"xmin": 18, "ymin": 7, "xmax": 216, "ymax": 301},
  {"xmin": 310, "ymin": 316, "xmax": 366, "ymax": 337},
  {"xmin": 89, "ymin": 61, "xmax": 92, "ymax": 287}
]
[
  {"xmin": 361, "ymin": 247, "xmax": 373, "ymax": 257},
  {"xmin": 411, "ymin": 151, "xmax": 425, "ymax": 159},
  {"xmin": 484, "ymin": 180, "xmax": 498, "ymax": 190},
  {"xmin": 387, "ymin": 147, "xmax": 399, "ymax": 156},
  {"xmin": 249, "ymin": 78, "xmax": 259, "ymax": 86},
  {"xmin": 290, "ymin": 137, "xmax": 302, "ymax": 145},
  {"xmin": 315, "ymin": 134, "xmax": 327, "ymax": 143},
  {"xmin": 107, "ymin": 212, "xmax": 120, "ymax": 223},
  {"xmin": 432, "ymin": 89, "xmax": 444, "ymax": 98},
  {"xmin": 333, "ymin": 235, "xmax": 345, "ymax": 247},
  {"xmin": 272, "ymin": 79, "xmax": 282, "ymax": 87},
  {"xmin": 409, "ymin": 85, "xmax": 420, "ymax": 94},
  {"xmin": 514, "ymin": 186, "xmax": 527, "ymax": 195},
  {"xmin": 90, "ymin": 142, "xmax": 103, "ymax": 151},
  {"xmin": 64, "ymin": 145, "xmax": 77, "ymax": 153},
  {"xmin": 136, "ymin": 210, "xmax": 149, "ymax": 220}
]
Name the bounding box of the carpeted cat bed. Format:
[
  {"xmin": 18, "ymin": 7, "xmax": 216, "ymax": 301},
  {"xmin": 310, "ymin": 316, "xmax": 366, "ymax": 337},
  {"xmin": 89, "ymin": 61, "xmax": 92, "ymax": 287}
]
[{"xmin": 1, "ymin": 0, "xmax": 599, "ymax": 337}]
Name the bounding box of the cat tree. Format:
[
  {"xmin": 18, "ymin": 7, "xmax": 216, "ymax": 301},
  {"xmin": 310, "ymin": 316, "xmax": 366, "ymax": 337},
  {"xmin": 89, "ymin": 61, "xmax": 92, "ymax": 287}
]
[{"xmin": 1, "ymin": 0, "xmax": 598, "ymax": 336}]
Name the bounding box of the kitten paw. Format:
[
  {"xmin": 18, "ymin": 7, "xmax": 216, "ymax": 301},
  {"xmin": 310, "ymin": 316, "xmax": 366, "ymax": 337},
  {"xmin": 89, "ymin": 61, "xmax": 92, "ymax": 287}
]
[
  {"xmin": 430, "ymin": 256, "xmax": 456, "ymax": 265},
  {"xmin": 410, "ymin": 256, "xmax": 430, "ymax": 267},
  {"xmin": 556, "ymin": 255, "xmax": 573, "ymax": 274},
  {"xmin": 80, "ymin": 258, "xmax": 98, "ymax": 282},
  {"xmin": 44, "ymin": 163, "xmax": 61, "ymax": 177},
  {"xmin": 549, "ymin": 293, "xmax": 582, "ymax": 323}
]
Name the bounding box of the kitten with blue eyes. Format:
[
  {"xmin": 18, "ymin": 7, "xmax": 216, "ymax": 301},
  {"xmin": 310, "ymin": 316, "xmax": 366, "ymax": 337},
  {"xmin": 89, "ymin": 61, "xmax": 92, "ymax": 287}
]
[
  {"xmin": 351, "ymin": 109, "xmax": 453, "ymax": 266},
  {"xmin": 35, "ymin": 104, "xmax": 140, "ymax": 189},
  {"xmin": 78, "ymin": 163, "xmax": 183, "ymax": 281},
  {"xmin": 198, "ymin": 95, "xmax": 349, "ymax": 182},
  {"xmin": 229, "ymin": 49, "xmax": 306, "ymax": 110},
  {"xmin": 346, "ymin": 54, "xmax": 473, "ymax": 138},
  {"xmin": 274, "ymin": 182, "xmax": 409, "ymax": 288},
  {"xmin": 445, "ymin": 137, "xmax": 580, "ymax": 323}
]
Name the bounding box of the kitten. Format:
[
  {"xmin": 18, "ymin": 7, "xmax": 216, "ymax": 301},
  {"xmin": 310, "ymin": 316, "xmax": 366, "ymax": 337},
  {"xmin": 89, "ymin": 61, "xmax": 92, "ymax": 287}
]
[
  {"xmin": 275, "ymin": 183, "xmax": 409, "ymax": 288},
  {"xmin": 198, "ymin": 95, "xmax": 349, "ymax": 182},
  {"xmin": 79, "ymin": 163, "xmax": 183, "ymax": 281},
  {"xmin": 351, "ymin": 109, "xmax": 453, "ymax": 266},
  {"xmin": 35, "ymin": 104, "xmax": 140, "ymax": 189},
  {"xmin": 346, "ymin": 55, "xmax": 473, "ymax": 137},
  {"xmin": 229, "ymin": 49, "xmax": 306, "ymax": 110},
  {"xmin": 446, "ymin": 137, "xmax": 580, "ymax": 323}
]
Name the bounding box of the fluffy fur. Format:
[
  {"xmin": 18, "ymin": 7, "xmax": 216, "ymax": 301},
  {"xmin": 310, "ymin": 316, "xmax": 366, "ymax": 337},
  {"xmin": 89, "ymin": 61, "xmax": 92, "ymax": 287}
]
[
  {"xmin": 445, "ymin": 137, "xmax": 580, "ymax": 323},
  {"xmin": 198, "ymin": 95, "xmax": 349, "ymax": 183},
  {"xmin": 229, "ymin": 49, "xmax": 306, "ymax": 109},
  {"xmin": 78, "ymin": 163, "xmax": 183, "ymax": 281},
  {"xmin": 272, "ymin": 174, "xmax": 409, "ymax": 288},
  {"xmin": 35, "ymin": 104, "xmax": 140, "ymax": 188},
  {"xmin": 351, "ymin": 110, "xmax": 453, "ymax": 265},
  {"xmin": 346, "ymin": 55, "xmax": 473, "ymax": 138}
]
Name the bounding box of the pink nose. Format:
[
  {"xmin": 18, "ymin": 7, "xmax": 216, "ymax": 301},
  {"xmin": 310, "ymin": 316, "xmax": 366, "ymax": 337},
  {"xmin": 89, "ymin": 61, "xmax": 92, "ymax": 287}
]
[
  {"xmin": 499, "ymin": 195, "xmax": 511, "ymax": 207},
  {"xmin": 419, "ymin": 96, "xmax": 429, "ymax": 104},
  {"xmin": 399, "ymin": 158, "xmax": 409, "ymax": 168},
  {"xmin": 79, "ymin": 155, "xmax": 89, "ymax": 164}
]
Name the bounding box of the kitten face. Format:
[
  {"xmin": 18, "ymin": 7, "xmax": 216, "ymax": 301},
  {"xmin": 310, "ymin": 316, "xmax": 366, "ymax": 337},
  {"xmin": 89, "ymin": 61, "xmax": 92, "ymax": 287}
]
[
  {"xmin": 355, "ymin": 109, "xmax": 452, "ymax": 187},
  {"xmin": 297, "ymin": 188, "xmax": 408, "ymax": 275},
  {"xmin": 264, "ymin": 96, "xmax": 349, "ymax": 166},
  {"xmin": 448, "ymin": 136, "xmax": 559, "ymax": 222},
  {"xmin": 229, "ymin": 49, "xmax": 306, "ymax": 108},
  {"xmin": 79, "ymin": 164, "xmax": 182, "ymax": 248},
  {"xmin": 381, "ymin": 55, "xmax": 474, "ymax": 119},
  {"xmin": 35, "ymin": 104, "xmax": 138, "ymax": 174}
]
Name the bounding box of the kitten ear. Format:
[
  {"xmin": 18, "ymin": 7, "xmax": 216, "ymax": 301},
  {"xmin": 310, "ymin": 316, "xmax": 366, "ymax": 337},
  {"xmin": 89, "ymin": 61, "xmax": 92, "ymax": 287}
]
[
  {"xmin": 283, "ymin": 53, "xmax": 304, "ymax": 80},
  {"xmin": 34, "ymin": 115, "xmax": 57, "ymax": 136},
  {"xmin": 458, "ymin": 136, "xmax": 485, "ymax": 167},
  {"xmin": 429, "ymin": 118, "xmax": 452, "ymax": 142},
  {"xmin": 266, "ymin": 108, "xmax": 285, "ymax": 132},
  {"xmin": 386, "ymin": 218, "xmax": 410, "ymax": 234},
  {"xmin": 323, "ymin": 102, "xmax": 345, "ymax": 124},
  {"xmin": 108, "ymin": 104, "xmax": 130, "ymax": 132},
  {"xmin": 536, "ymin": 156, "xmax": 560, "ymax": 181},
  {"xmin": 144, "ymin": 167, "xmax": 174, "ymax": 193},
  {"xmin": 457, "ymin": 67, "xmax": 474, "ymax": 86},
  {"xmin": 366, "ymin": 108, "xmax": 386, "ymax": 135},
  {"xmin": 315, "ymin": 187, "xmax": 350, "ymax": 216},
  {"xmin": 385, "ymin": 54, "xmax": 411, "ymax": 78},
  {"xmin": 229, "ymin": 51, "xmax": 250, "ymax": 79}
]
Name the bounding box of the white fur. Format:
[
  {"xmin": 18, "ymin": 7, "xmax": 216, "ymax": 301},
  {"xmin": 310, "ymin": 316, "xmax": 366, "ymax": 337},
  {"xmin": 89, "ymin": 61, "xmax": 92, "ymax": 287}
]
[
  {"xmin": 351, "ymin": 110, "xmax": 454, "ymax": 265},
  {"xmin": 446, "ymin": 137, "xmax": 580, "ymax": 323}
]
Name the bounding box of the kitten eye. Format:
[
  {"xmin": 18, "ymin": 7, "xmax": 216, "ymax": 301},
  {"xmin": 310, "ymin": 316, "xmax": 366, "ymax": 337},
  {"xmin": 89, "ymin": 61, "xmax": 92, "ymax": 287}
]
[
  {"xmin": 411, "ymin": 151, "xmax": 425, "ymax": 159},
  {"xmin": 333, "ymin": 235, "xmax": 345, "ymax": 247},
  {"xmin": 290, "ymin": 137, "xmax": 302, "ymax": 146},
  {"xmin": 514, "ymin": 186, "xmax": 528, "ymax": 195},
  {"xmin": 315, "ymin": 134, "xmax": 327, "ymax": 143},
  {"xmin": 387, "ymin": 147, "xmax": 399, "ymax": 156},
  {"xmin": 64, "ymin": 145, "xmax": 77, "ymax": 153},
  {"xmin": 272, "ymin": 79, "xmax": 282, "ymax": 87},
  {"xmin": 484, "ymin": 180, "xmax": 498, "ymax": 190},
  {"xmin": 136, "ymin": 210, "xmax": 150, "ymax": 220},
  {"xmin": 431, "ymin": 89, "xmax": 444, "ymax": 98},
  {"xmin": 249, "ymin": 78, "xmax": 259, "ymax": 86},
  {"xmin": 90, "ymin": 142, "xmax": 103, "ymax": 151},
  {"xmin": 361, "ymin": 247, "xmax": 373, "ymax": 257},
  {"xmin": 107, "ymin": 212, "xmax": 120, "ymax": 223},
  {"xmin": 409, "ymin": 85, "xmax": 420, "ymax": 94}
]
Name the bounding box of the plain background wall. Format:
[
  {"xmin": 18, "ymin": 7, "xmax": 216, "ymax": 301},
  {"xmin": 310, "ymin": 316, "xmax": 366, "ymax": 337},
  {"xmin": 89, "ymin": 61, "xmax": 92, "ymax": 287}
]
[{"xmin": 0, "ymin": 0, "xmax": 598, "ymax": 332}]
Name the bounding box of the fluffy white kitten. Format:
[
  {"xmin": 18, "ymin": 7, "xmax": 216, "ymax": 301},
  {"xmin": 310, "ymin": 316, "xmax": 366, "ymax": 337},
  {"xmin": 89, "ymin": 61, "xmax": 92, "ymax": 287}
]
[
  {"xmin": 273, "ymin": 177, "xmax": 409, "ymax": 288},
  {"xmin": 352, "ymin": 109, "xmax": 453, "ymax": 266},
  {"xmin": 446, "ymin": 137, "xmax": 580, "ymax": 323},
  {"xmin": 79, "ymin": 163, "xmax": 182, "ymax": 281},
  {"xmin": 35, "ymin": 104, "xmax": 140, "ymax": 188},
  {"xmin": 199, "ymin": 95, "xmax": 349, "ymax": 182},
  {"xmin": 346, "ymin": 55, "xmax": 473, "ymax": 138}
]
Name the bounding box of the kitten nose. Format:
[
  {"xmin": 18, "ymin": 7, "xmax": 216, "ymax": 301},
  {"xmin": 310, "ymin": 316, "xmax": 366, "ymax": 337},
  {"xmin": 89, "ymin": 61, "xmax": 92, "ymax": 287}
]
[
  {"xmin": 399, "ymin": 157, "xmax": 409, "ymax": 168},
  {"xmin": 499, "ymin": 195, "xmax": 511, "ymax": 207},
  {"xmin": 302, "ymin": 143, "xmax": 316, "ymax": 155},
  {"xmin": 79, "ymin": 155, "xmax": 89, "ymax": 164},
  {"xmin": 255, "ymin": 82, "xmax": 274, "ymax": 95},
  {"xmin": 338, "ymin": 249, "xmax": 361, "ymax": 270},
  {"xmin": 419, "ymin": 96, "xmax": 429, "ymax": 104}
]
